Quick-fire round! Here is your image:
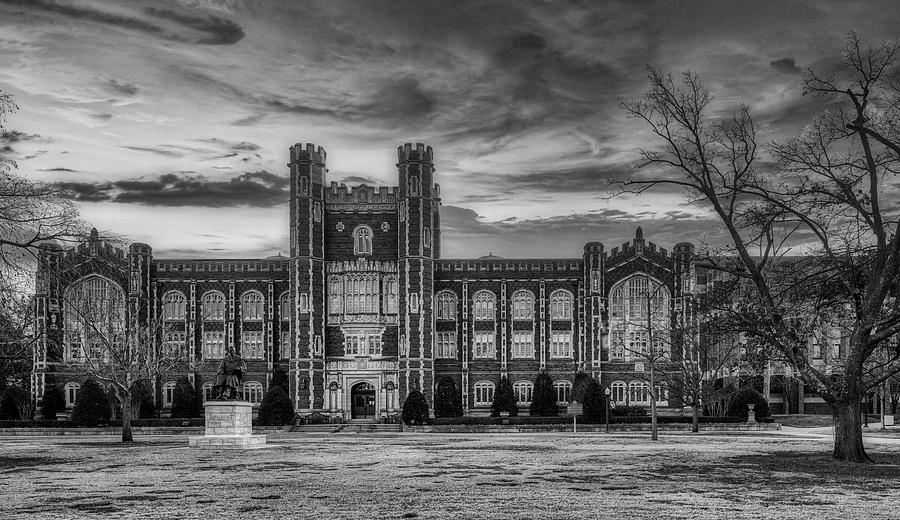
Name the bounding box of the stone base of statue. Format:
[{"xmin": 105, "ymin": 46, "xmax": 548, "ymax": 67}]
[{"xmin": 188, "ymin": 400, "xmax": 267, "ymax": 449}]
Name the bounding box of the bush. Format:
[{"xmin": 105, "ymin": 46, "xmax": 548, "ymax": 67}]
[
  {"xmin": 611, "ymin": 405, "xmax": 647, "ymax": 417},
  {"xmin": 0, "ymin": 386, "xmax": 28, "ymax": 420},
  {"xmin": 271, "ymin": 369, "xmax": 289, "ymax": 394},
  {"xmin": 41, "ymin": 384, "xmax": 66, "ymax": 421},
  {"xmin": 401, "ymin": 389, "xmax": 430, "ymax": 425},
  {"xmin": 582, "ymin": 380, "xmax": 606, "ymax": 422},
  {"xmin": 433, "ymin": 376, "xmax": 463, "ymax": 418},
  {"xmin": 71, "ymin": 379, "xmax": 111, "ymax": 427},
  {"xmin": 727, "ymin": 387, "xmax": 770, "ymax": 422},
  {"xmin": 490, "ymin": 377, "xmax": 518, "ymax": 417},
  {"xmin": 572, "ymin": 372, "xmax": 592, "ymax": 403},
  {"xmin": 171, "ymin": 377, "xmax": 201, "ymax": 418},
  {"xmin": 530, "ymin": 372, "xmax": 557, "ymax": 416},
  {"xmin": 256, "ymin": 386, "xmax": 295, "ymax": 426},
  {"xmin": 131, "ymin": 381, "xmax": 155, "ymax": 419}
]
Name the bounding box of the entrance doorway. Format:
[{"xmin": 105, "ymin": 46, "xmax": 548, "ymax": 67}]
[{"xmin": 351, "ymin": 382, "xmax": 376, "ymax": 419}]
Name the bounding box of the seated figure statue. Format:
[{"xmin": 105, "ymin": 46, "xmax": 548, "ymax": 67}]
[{"xmin": 212, "ymin": 348, "xmax": 247, "ymax": 400}]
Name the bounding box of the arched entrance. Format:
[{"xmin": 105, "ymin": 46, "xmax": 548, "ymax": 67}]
[{"xmin": 351, "ymin": 382, "xmax": 376, "ymax": 419}]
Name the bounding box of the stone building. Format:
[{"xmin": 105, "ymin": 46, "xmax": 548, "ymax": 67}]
[{"xmin": 32, "ymin": 143, "xmax": 703, "ymax": 420}]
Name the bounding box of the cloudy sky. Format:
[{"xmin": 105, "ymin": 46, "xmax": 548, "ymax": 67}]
[{"xmin": 0, "ymin": 0, "xmax": 897, "ymax": 259}]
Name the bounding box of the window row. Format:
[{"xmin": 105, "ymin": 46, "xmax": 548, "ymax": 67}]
[
  {"xmin": 435, "ymin": 290, "xmax": 575, "ymax": 321},
  {"xmin": 472, "ymin": 380, "xmax": 573, "ymax": 406},
  {"xmin": 345, "ymin": 333, "xmax": 383, "ymax": 357},
  {"xmin": 329, "ymin": 275, "xmax": 399, "ymax": 315},
  {"xmin": 163, "ymin": 290, "xmax": 302, "ymax": 322},
  {"xmin": 608, "ymin": 381, "xmax": 668, "ymax": 405},
  {"xmin": 608, "ymin": 329, "xmax": 670, "ymax": 360},
  {"xmin": 458, "ymin": 331, "xmax": 574, "ymax": 359}
]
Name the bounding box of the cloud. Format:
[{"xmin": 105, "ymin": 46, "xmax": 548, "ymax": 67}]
[
  {"xmin": 105, "ymin": 79, "xmax": 139, "ymax": 96},
  {"xmin": 57, "ymin": 170, "xmax": 289, "ymax": 207},
  {"xmin": 0, "ymin": 0, "xmax": 244, "ymax": 45},
  {"xmin": 770, "ymin": 57, "xmax": 801, "ymax": 75}
]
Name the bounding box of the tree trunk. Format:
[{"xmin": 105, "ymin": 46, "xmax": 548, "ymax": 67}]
[
  {"xmin": 692, "ymin": 400, "xmax": 699, "ymax": 433},
  {"xmin": 121, "ymin": 396, "xmax": 134, "ymax": 443},
  {"xmin": 650, "ymin": 365, "xmax": 658, "ymax": 441},
  {"xmin": 832, "ymin": 398, "xmax": 871, "ymax": 463}
]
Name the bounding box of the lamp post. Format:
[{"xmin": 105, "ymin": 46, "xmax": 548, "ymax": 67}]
[{"xmin": 604, "ymin": 387, "xmax": 611, "ymax": 433}]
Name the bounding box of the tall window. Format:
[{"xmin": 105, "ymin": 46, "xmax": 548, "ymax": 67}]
[
  {"xmin": 241, "ymin": 291, "xmax": 264, "ymax": 321},
  {"xmin": 436, "ymin": 291, "xmax": 458, "ymax": 320},
  {"xmin": 473, "ymin": 331, "xmax": 495, "ymax": 359},
  {"xmin": 244, "ymin": 381, "xmax": 264, "ymax": 404},
  {"xmin": 629, "ymin": 381, "xmax": 649, "ymax": 404},
  {"xmin": 242, "ymin": 331, "xmax": 264, "ymax": 359},
  {"xmin": 408, "ymin": 175, "xmax": 420, "ymax": 196},
  {"xmin": 550, "ymin": 290, "xmax": 573, "ymax": 320},
  {"xmin": 384, "ymin": 277, "xmax": 399, "ymax": 314},
  {"xmin": 611, "ymin": 381, "xmax": 627, "ymax": 403},
  {"xmin": 608, "ymin": 275, "xmax": 670, "ymax": 361},
  {"xmin": 555, "ymin": 381, "xmax": 572, "ymax": 404},
  {"xmin": 474, "ymin": 381, "xmax": 495, "ymax": 406},
  {"xmin": 163, "ymin": 291, "xmax": 186, "ymax": 321},
  {"xmin": 511, "ymin": 331, "xmax": 534, "ymax": 359},
  {"xmin": 344, "ymin": 274, "xmax": 380, "ymax": 314},
  {"xmin": 435, "ymin": 332, "xmax": 457, "ymax": 358},
  {"xmin": 163, "ymin": 332, "xmax": 187, "ymax": 359},
  {"xmin": 511, "ymin": 290, "xmax": 534, "ymax": 320},
  {"xmin": 280, "ymin": 292, "xmax": 291, "ymax": 320},
  {"xmin": 513, "ymin": 381, "xmax": 533, "ymax": 404},
  {"xmin": 550, "ymin": 331, "xmax": 573, "ymax": 358},
  {"xmin": 203, "ymin": 331, "xmax": 225, "ymax": 359},
  {"xmin": 473, "ymin": 291, "xmax": 496, "ymax": 321},
  {"xmin": 63, "ymin": 276, "xmax": 125, "ymax": 362},
  {"xmin": 163, "ymin": 381, "xmax": 177, "ymax": 407},
  {"xmin": 329, "ymin": 277, "xmax": 343, "ymax": 315},
  {"xmin": 280, "ymin": 330, "xmax": 291, "ymax": 360},
  {"xmin": 202, "ymin": 291, "xmax": 225, "ymax": 321},
  {"xmin": 353, "ymin": 225, "xmax": 373, "ymax": 255},
  {"xmin": 65, "ymin": 382, "xmax": 80, "ymax": 408}
]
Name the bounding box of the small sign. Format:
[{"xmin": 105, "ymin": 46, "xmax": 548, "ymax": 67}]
[
  {"xmin": 568, "ymin": 403, "xmax": 583, "ymax": 415},
  {"xmin": 635, "ymin": 362, "xmax": 645, "ymax": 372}
]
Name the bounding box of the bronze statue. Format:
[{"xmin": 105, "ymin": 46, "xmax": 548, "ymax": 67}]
[{"xmin": 213, "ymin": 348, "xmax": 247, "ymax": 399}]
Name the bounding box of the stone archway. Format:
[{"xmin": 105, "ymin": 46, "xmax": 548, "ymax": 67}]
[{"xmin": 350, "ymin": 381, "xmax": 376, "ymax": 419}]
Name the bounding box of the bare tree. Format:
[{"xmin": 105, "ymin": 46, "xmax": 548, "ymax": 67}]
[
  {"xmin": 63, "ymin": 277, "xmax": 190, "ymax": 442},
  {"xmin": 620, "ymin": 34, "xmax": 900, "ymax": 462}
]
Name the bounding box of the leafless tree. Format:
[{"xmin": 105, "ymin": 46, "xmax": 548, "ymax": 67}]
[{"xmin": 619, "ymin": 34, "xmax": 900, "ymax": 462}]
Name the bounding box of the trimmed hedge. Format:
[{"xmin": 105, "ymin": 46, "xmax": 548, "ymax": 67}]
[
  {"xmin": 434, "ymin": 376, "xmax": 463, "ymax": 418},
  {"xmin": 491, "ymin": 377, "xmax": 518, "ymax": 417},
  {"xmin": 41, "ymin": 385, "xmax": 67, "ymax": 421},
  {"xmin": 256, "ymin": 386, "xmax": 295, "ymax": 426},
  {"xmin": 401, "ymin": 390, "xmax": 430, "ymax": 425},
  {"xmin": 727, "ymin": 387, "xmax": 770, "ymax": 422},
  {"xmin": 429, "ymin": 415, "xmax": 744, "ymax": 426},
  {"xmin": 71, "ymin": 379, "xmax": 110, "ymax": 427},
  {"xmin": 582, "ymin": 380, "xmax": 606, "ymax": 423},
  {"xmin": 170, "ymin": 377, "xmax": 201, "ymax": 418},
  {"xmin": 529, "ymin": 372, "xmax": 557, "ymax": 417},
  {"xmin": 0, "ymin": 418, "xmax": 206, "ymax": 428},
  {"xmin": 0, "ymin": 420, "xmax": 77, "ymax": 428}
]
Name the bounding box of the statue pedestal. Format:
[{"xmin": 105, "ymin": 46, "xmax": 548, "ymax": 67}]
[{"xmin": 189, "ymin": 400, "xmax": 266, "ymax": 449}]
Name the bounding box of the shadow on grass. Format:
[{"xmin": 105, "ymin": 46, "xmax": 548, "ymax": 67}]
[{"xmin": 0, "ymin": 455, "xmax": 74, "ymax": 471}]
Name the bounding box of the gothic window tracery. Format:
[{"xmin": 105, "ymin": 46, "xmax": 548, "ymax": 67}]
[
  {"xmin": 549, "ymin": 290, "xmax": 573, "ymax": 320},
  {"xmin": 512, "ymin": 290, "xmax": 535, "ymax": 320},
  {"xmin": 473, "ymin": 290, "xmax": 496, "ymax": 321},
  {"xmin": 353, "ymin": 225, "xmax": 373, "ymax": 255},
  {"xmin": 63, "ymin": 276, "xmax": 125, "ymax": 362},
  {"xmin": 163, "ymin": 291, "xmax": 186, "ymax": 321},
  {"xmin": 436, "ymin": 291, "xmax": 457, "ymax": 320},
  {"xmin": 241, "ymin": 291, "xmax": 264, "ymax": 321},
  {"xmin": 608, "ymin": 275, "xmax": 670, "ymax": 361},
  {"xmin": 202, "ymin": 291, "xmax": 225, "ymax": 321}
]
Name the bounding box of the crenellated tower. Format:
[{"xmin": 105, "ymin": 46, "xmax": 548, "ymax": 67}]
[
  {"xmin": 32, "ymin": 242, "xmax": 63, "ymax": 411},
  {"xmin": 397, "ymin": 143, "xmax": 439, "ymax": 408},
  {"xmin": 673, "ymin": 241, "xmax": 696, "ymax": 364},
  {"xmin": 582, "ymin": 241, "xmax": 605, "ymax": 378},
  {"xmin": 288, "ymin": 143, "xmax": 328, "ymax": 412}
]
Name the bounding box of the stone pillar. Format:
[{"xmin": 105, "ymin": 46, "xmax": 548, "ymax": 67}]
[{"xmin": 189, "ymin": 401, "xmax": 267, "ymax": 449}]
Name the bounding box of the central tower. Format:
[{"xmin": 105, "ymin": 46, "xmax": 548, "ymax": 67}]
[
  {"xmin": 397, "ymin": 143, "xmax": 440, "ymax": 407},
  {"xmin": 288, "ymin": 143, "xmax": 327, "ymax": 412}
]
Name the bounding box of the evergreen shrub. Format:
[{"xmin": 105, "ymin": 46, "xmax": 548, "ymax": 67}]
[
  {"xmin": 401, "ymin": 390, "xmax": 430, "ymax": 425},
  {"xmin": 71, "ymin": 379, "xmax": 110, "ymax": 427}
]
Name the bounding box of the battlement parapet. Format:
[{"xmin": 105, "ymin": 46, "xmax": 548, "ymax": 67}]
[
  {"xmin": 289, "ymin": 142, "xmax": 326, "ymax": 164},
  {"xmin": 397, "ymin": 142, "xmax": 433, "ymax": 165},
  {"xmin": 326, "ymin": 182, "xmax": 398, "ymax": 205}
]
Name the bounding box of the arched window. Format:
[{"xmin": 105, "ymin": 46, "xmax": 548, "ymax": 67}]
[
  {"xmin": 609, "ymin": 275, "xmax": 669, "ymax": 320},
  {"xmin": 162, "ymin": 291, "xmax": 186, "ymax": 321},
  {"xmin": 436, "ymin": 291, "xmax": 457, "ymax": 320},
  {"xmin": 241, "ymin": 291, "xmax": 264, "ymax": 321},
  {"xmin": 163, "ymin": 381, "xmax": 177, "ymax": 407},
  {"xmin": 63, "ymin": 276, "xmax": 125, "ymax": 362},
  {"xmin": 280, "ymin": 292, "xmax": 291, "ymax": 320},
  {"xmin": 473, "ymin": 290, "xmax": 495, "ymax": 321},
  {"xmin": 554, "ymin": 381, "xmax": 573, "ymax": 404},
  {"xmin": 408, "ymin": 175, "xmax": 420, "ymax": 196},
  {"xmin": 353, "ymin": 225, "xmax": 373, "ymax": 255},
  {"xmin": 608, "ymin": 275, "xmax": 670, "ymax": 361},
  {"xmin": 511, "ymin": 290, "xmax": 534, "ymax": 320},
  {"xmin": 244, "ymin": 381, "xmax": 264, "ymax": 404},
  {"xmin": 611, "ymin": 381, "xmax": 627, "ymax": 404},
  {"xmin": 64, "ymin": 382, "xmax": 80, "ymax": 408},
  {"xmin": 550, "ymin": 290, "xmax": 573, "ymax": 320},
  {"xmin": 513, "ymin": 381, "xmax": 533, "ymax": 404},
  {"xmin": 329, "ymin": 277, "xmax": 343, "ymax": 316},
  {"xmin": 628, "ymin": 381, "xmax": 649, "ymax": 404},
  {"xmin": 474, "ymin": 381, "xmax": 495, "ymax": 406},
  {"xmin": 202, "ymin": 291, "xmax": 225, "ymax": 321}
]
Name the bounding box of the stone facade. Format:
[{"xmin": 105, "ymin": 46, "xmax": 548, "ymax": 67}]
[{"xmin": 32, "ymin": 142, "xmax": 715, "ymax": 421}]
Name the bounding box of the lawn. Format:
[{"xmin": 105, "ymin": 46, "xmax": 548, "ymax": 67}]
[{"xmin": 2, "ymin": 431, "xmax": 899, "ymax": 519}]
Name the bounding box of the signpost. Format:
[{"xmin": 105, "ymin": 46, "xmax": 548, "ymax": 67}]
[{"xmin": 569, "ymin": 402, "xmax": 583, "ymax": 433}]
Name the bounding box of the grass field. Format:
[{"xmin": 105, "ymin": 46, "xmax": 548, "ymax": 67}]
[{"xmin": 2, "ymin": 431, "xmax": 899, "ymax": 519}]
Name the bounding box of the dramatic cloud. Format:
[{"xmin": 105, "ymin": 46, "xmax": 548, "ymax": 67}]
[
  {"xmin": 770, "ymin": 57, "xmax": 802, "ymax": 74},
  {"xmin": 58, "ymin": 171, "xmax": 289, "ymax": 207}
]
